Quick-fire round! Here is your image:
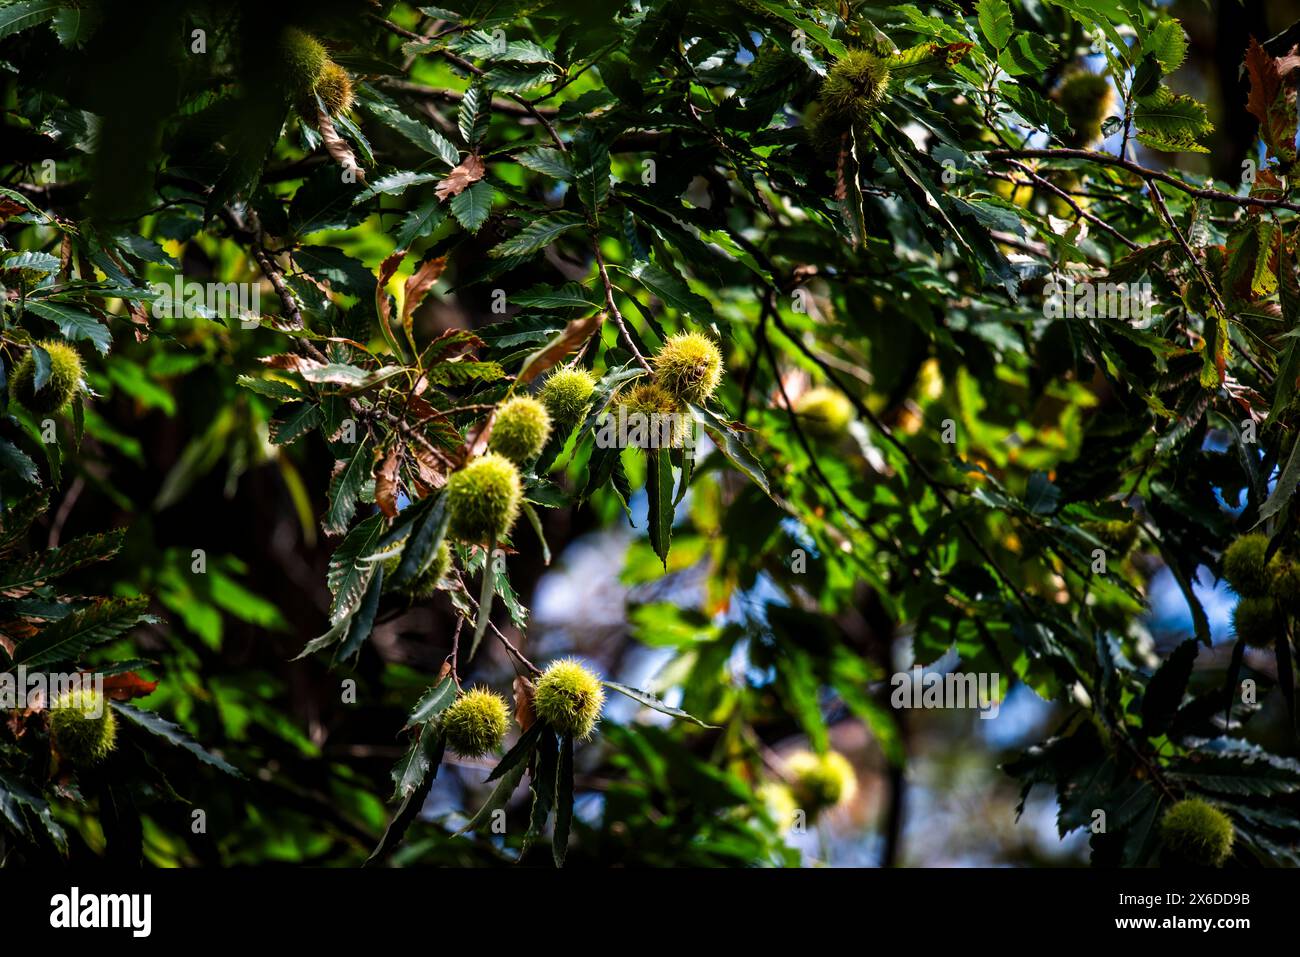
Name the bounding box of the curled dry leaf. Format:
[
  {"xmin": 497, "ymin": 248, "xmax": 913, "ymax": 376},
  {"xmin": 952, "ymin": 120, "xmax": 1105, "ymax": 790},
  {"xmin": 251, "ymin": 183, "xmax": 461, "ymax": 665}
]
[
  {"xmin": 516, "ymin": 310, "xmax": 605, "ymax": 385},
  {"xmin": 413, "ymin": 444, "xmax": 448, "ymax": 492},
  {"xmin": 261, "ymin": 353, "xmax": 322, "ymax": 374},
  {"xmin": 1, "ymin": 616, "xmax": 36, "ymax": 640},
  {"xmin": 127, "ymin": 301, "xmax": 152, "ymax": 343},
  {"xmin": 101, "ymin": 671, "xmax": 159, "ymax": 701},
  {"xmin": 376, "ymin": 250, "xmax": 405, "ymax": 356},
  {"xmin": 0, "ymin": 197, "xmax": 27, "ymax": 222},
  {"xmin": 1244, "ymin": 40, "xmax": 1298, "ymax": 156},
  {"xmin": 462, "ymin": 407, "xmax": 496, "ymax": 461},
  {"xmin": 374, "ymin": 444, "xmax": 401, "ymax": 519},
  {"xmin": 435, "ymin": 154, "xmax": 486, "ymax": 201},
  {"xmin": 317, "ymin": 107, "xmax": 366, "ymax": 184},
  {"xmin": 401, "ymin": 256, "xmax": 448, "ymax": 324},
  {"xmin": 419, "ymin": 328, "xmax": 485, "ymax": 367},
  {"xmin": 59, "ymin": 233, "xmax": 72, "ymax": 280},
  {"xmin": 513, "ymin": 675, "xmax": 536, "ymax": 732},
  {"xmin": 834, "ymin": 133, "xmax": 853, "ymax": 203},
  {"xmin": 405, "ymin": 395, "xmax": 438, "ymax": 419}
]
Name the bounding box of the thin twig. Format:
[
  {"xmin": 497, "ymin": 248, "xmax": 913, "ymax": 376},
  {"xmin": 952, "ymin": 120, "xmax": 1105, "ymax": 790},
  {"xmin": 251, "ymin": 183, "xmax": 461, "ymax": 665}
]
[
  {"xmin": 529, "ymin": 42, "xmax": 617, "ymax": 105},
  {"xmin": 217, "ymin": 203, "xmax": 329, "ymax": 364},
  {"xmin": 447, "ymin": 615, "xmax": 464, "ymax": 686},
  {"xmin": 362, "ymin": 403, "xmax": 460, "ymax": 470},
  {"xmin": 375, "ymin": 79, "xmax": 560, "ymax": 120},
  {"xmin": 988, "ymin": 148, "xmax": 1300, "ymax": 215},
  {"xmin": 453, "ymin": 570, "xmax": 542, "ymax": 676},
  {"xmin": 1005, "ymin": 159, "xmax": 1139, "ymax": 251},
  {"xmin": 594, "ymin": 244, "xmax": 652, "ymax": 370}
]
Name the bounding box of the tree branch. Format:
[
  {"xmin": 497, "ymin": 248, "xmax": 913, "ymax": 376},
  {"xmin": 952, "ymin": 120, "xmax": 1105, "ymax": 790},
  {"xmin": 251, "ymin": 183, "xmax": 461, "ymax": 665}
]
[{"xmin": 987, "ymin": 148, "xmax": 1300, "ymax": 215}]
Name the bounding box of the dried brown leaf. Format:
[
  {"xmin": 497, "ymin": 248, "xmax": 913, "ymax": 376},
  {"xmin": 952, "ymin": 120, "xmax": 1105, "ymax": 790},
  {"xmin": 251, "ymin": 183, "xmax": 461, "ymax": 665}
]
[
  {"xmin": 513, "ymin": 676, "xmax": 536, "ymax": 732},
  {"xmin": 413, "ymin": 444, "xmax": 448, "ymax": 490},
  {"xmin": 376, "ymin": 250, "xmax": 405, "ymax": 356},
  {"xmin": 375, "ymin": 445, "xmax": 401, "ymax": 519},
  {"xmin": 402, "ymin": 256, "xmax": 448, "ymax": 324},
  {"xmin": 462, "ymin": 408, "xmax": 496, "ymax": 461},
  {"xmin": 317, "ymin": 107, "xmax": 366, "ymax": 184},
  {"xmin": 102, "ymin": 672, "xmax": 159, "ymax": 701},
  {"xmin": 435, "ymin": 154, "xmax": 486, "ymax": 201},
  {"xmin": 261, "ymin": 353, "xmax": 323, "ymax": 374},
  {"xmin": 127, "ymin": 301, "xmax": 151, "ymax": 342},
  {"xmin": 1245, "ymin": 38, "xmax": 1300, "ymax": 166},
  {"xmin": 405, "ymin": 395, "xmax": 439, "ymax": 420},
  {"xmin": 59, "ymin": 233, "xmax": 72, "ymax": 281},
  {"xmin": 516, "ymin": 311, "xmax": 605, "ymax": 384}
]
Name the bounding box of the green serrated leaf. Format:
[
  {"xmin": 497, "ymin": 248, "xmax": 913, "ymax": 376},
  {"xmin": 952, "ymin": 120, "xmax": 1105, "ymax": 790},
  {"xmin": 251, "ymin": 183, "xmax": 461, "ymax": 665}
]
[
  {"xmin": 458, "ymin": 83, "xmax": 489, "ymax": 147},
  {"xmin": 515, "ymin": 148, "xmax": 573, "ymax": 181},
  {"xmin": 13, "ymin": 597, "xmax": 151, "ymax": 668},
  {"xmin": 450, "ymin": 180, "xmax": 493, "ymax": 232},
  {"xmin": 0, "ymin": 492, "xmax": 48, "ymax": 549},
  {"xmin": 453, "ymin": 30, "xmax": 555, "ymax": 65},
  {"xmin": 354, "ymin": 171, "xmax": 441, "ymax": 204},
  {"xmin": 552, "ymin": 732, "xmax": 574, "ymax": 867},
  {"xmin": 0, "ymin": 768, "xmax": 66, "ymax": 851},
  {"xmin": 394, "ymin": 195, "xmax": 448, "ymax": 250},
  {"xmin": 511, "ymin": 283, "xmax": 596, "ymax": 309},
  {"xmin": 391, "ymin": 725, "xmax": 446, "ymax": 800},
  {"xmin": 406, "ymin": 675, "xmax": 459, "ymax": 727},
  {"xmin": 387, "ymin": 493, "xmax": 450, "ymax": 591},
  {"xmin": 24, "ymin": 300, "xmax": 110, "ymax": 354},
  {"xmin": 603, "ymin": 680, "xmax": 717, "ymax": 728},
  {"xmin": 459, "ymin": 727, "xmax": 541, "ymax": 834},
  {"xmin": 236, "ymin": 375, "xmax": 303, "ymax": 401},
  {"xmin": 645, "ymin": 449, "xmax": 673, "ymax": 567},
  {"xmin": 331, "ymin": 563, "xmax": 384, "ymax": 664},
  {"xmin": 484, "ymin": 720, "xmax": 544, "ymax": 783},
  {"xmin": 1134, "ymin": 86, "xmax": 1213, "ymax": 154},
  {"xmin": 489, "ymin": 211, "xmax": 584, "ymax": 258},
  {"xmin": 688, "ymin": 404, "xmax": 771, "ymax": 497},
  {"xmin": 1144, "ymin": 19, "xmax": 1187, "ymax": 75},
  {"xmin": 1257, "ymin": 435, "xmax": 1300, "ymax": 527},
  {"xmin": 0, "ymin": 0, "xmax": 60, "ymax": 41},
  {"xmin": 327, "ymin": 512, "xmax": 386, "ymax": 622},
  {"xmin": 572, "ymin": 130, "xmax": 610, "ymax": 223},
  {"xmin": 269, "ymin": 401, "xmax": 321, "ymax": 445},
  {"xmin": 110, "ymin": 701, "xmax": 243, "ymax": 777},
  {"xmin": 0, "ymin": 528, "xmax": 124, "ymax": 593},
  {"xmin": 524, "ymin": 727, "xmax": 558, "ymax": 852},
  {"xmin": 997, "ymin": 33, "xmax": 1059, "ymax": 76},
  {"xmin": 976, "ymin": 0, "xmax": 1013, "ymax": 50},
  {"xmin": 483, "ymin": 64, "xmax": 557, "ymax": 93},
  {"xmin": 0, "ymin": 438, "xmax": 40, "ymax": 486},
  {"xmin": 324, "ymin": 439, "xmax": 372, "ymax": 536},
  {"xmin": 359, "ymin": 99, "xmax": 460, "ymax": 167},
  {"xmin": 626, "ymin": 260, "xmax": 715, "ymax": 319}
]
